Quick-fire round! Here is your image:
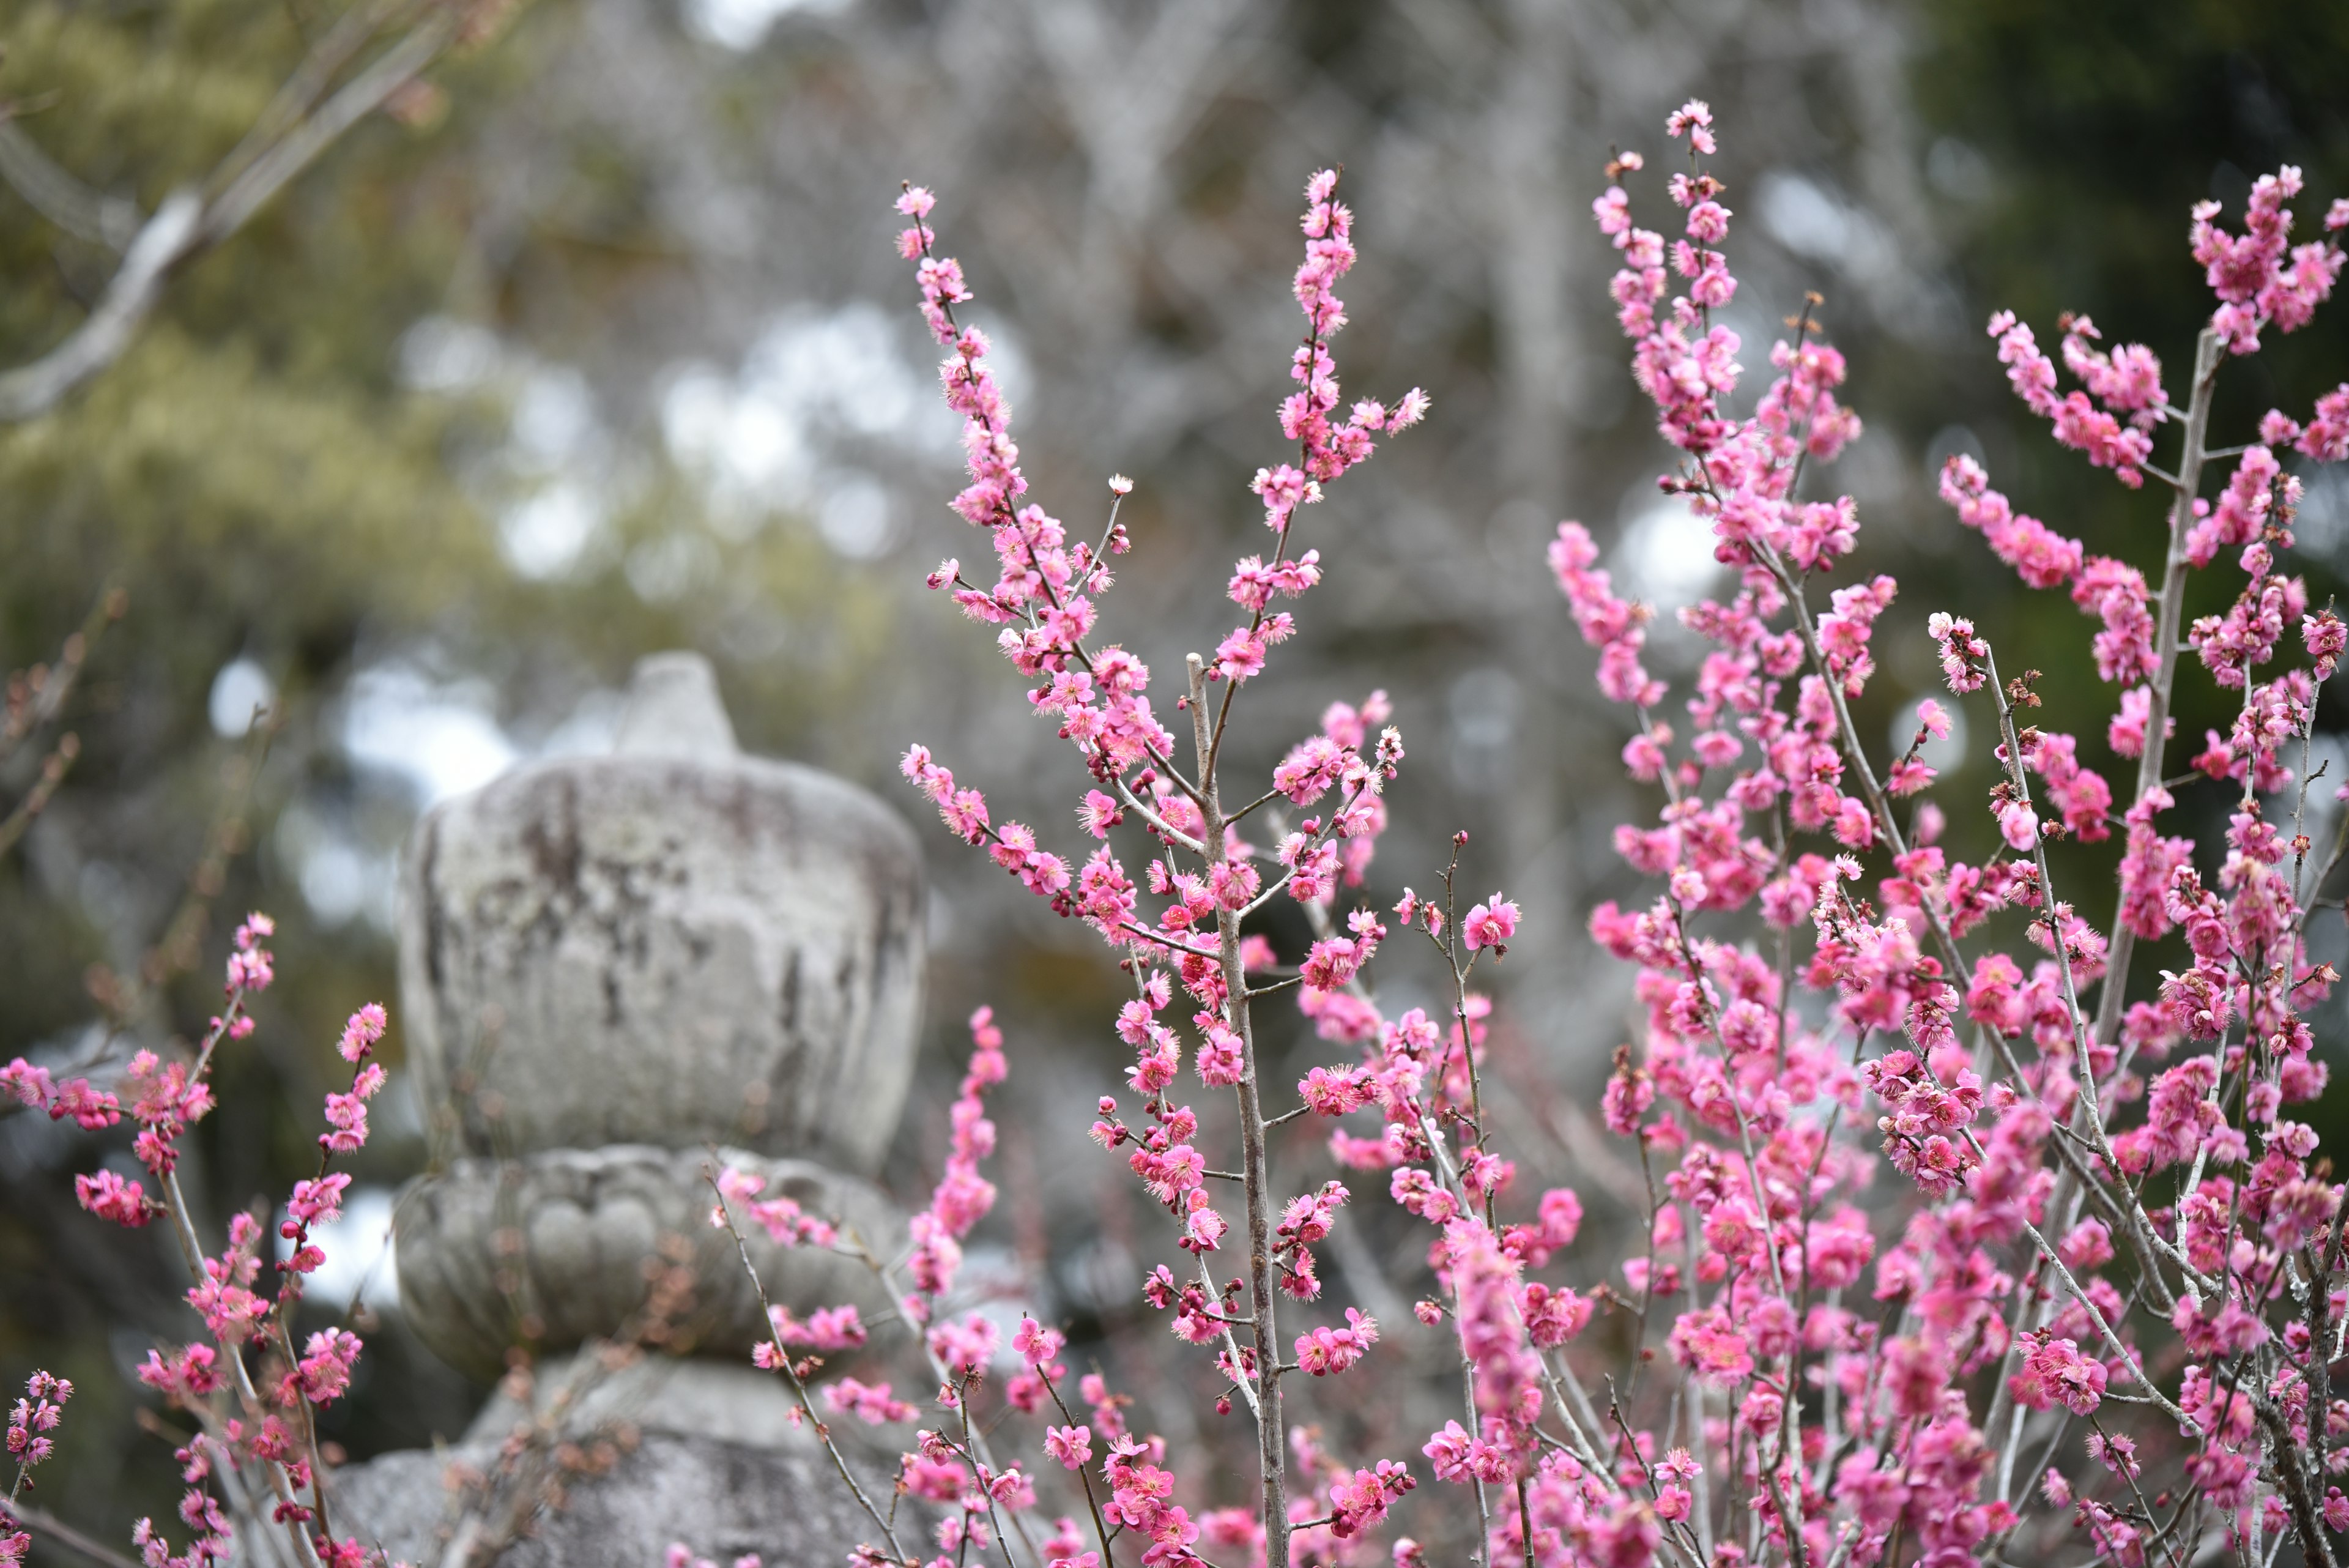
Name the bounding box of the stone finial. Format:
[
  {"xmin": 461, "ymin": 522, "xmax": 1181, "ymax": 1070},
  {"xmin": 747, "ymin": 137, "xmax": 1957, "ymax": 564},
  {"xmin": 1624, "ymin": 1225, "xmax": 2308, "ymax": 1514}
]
[
  {"xmin": 390, "ymin": 652, "xmax": 923, "ymax": 1379},
  {"xmin": 611, "ymin": 651, "xmax": 739, "ymax": 760}
]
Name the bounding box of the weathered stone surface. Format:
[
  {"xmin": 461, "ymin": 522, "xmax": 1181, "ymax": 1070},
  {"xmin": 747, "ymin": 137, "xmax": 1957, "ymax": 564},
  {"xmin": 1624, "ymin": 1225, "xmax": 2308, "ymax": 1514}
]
[
  {"xmin": 335, "ymin": 1430, "xmax": 892, "ymax": 1568},
  {"xmin": 395, "ymin": 1148, "xmax": 905, "ymax": 1381},
  {"xmin": 397, "ymin": 654, "xmax": 924, "ymax": 1178},
  {"xmin": 455, "ymin": 1351, "xmax": 829, "ymax": 1450},
  {"xmin": 335, "ymin": 1356, "xmax": 907, "ymax": 1565}
]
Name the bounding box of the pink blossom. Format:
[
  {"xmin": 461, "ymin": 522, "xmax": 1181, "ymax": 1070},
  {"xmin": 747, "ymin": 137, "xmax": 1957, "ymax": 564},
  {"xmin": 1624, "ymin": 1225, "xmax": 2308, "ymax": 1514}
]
[
  {"xmin": 1045, "ymin": 1424, "xmax": 1093, "ymax": 1470},
  {"xmin": 336, "ymin": 1003, "xmax": 388, "ymax": 1063},
  {"xmin": 1294, "ymin": 1308, "xmax": 1379, "ymax": 1375},
  {"xmin": 1327, "ymin": 1460, "xmax": 1414, "ymax": 1538},
  {"xmin": 1462, "ymin": 895, "xmax": 1519, "ymax": 952},
  {"xmin": 4, "ymin": 1370, "xmax": 70, "ymax": 1473},
  {"xmin": 822, "ymin": 1378, "xmax": 917, "ymax": 1425},
  {"xmin": 75, "ymin": 1169, "xmax": 152, "ymax": 1228},
  {"xmin": 1665, "ymin": 99, "xmax": 1716, "ymax": 155},
  {"xmin": 1928, "ymin": 612, "xmax": 1989, "ymax": 692}
]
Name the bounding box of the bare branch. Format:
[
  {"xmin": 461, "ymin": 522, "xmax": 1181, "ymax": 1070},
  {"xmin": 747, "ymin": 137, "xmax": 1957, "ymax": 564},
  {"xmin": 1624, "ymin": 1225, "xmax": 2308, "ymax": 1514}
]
[
  {"xmin": 0, "ymin": 118, "xmax": 140, "ymax": 250},
  {"xmin": 199, "ymin": 9, "xmax": 459, "ymax": 248},
  {"xmin": 207, "ymin": 0, "xmax": 414, "ymax": 201},
  {"xmin": 0, "ymin": 189, "xmax": 201, "ymax": 420},
  {"xmin": 7, "ymin": 1501, "xmax": 147, "ymax": 1568},
  {"xmin": 0, "ymin": 6, "xmax": 463, "ymax": 422}
]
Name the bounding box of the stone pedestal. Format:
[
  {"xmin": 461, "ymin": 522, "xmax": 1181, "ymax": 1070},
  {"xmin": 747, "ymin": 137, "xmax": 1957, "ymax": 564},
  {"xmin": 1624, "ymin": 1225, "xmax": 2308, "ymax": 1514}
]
[
  {"xmin": 393, "ymin": 1147, "xmax": 902, "ymax": 1380},
  {"xmin": 335, "ymin": 1358, "xmax": 903, "ymax": 1567},
  {"xmin": 338, "ymin": 653, "xmax": 926, "ymax": 1563}
]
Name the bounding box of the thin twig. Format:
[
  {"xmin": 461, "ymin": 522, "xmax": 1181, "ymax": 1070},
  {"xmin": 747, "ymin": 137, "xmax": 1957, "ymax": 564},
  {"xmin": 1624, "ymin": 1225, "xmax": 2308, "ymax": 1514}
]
[
  {"xmin": 704, "ymin": 1172, "xmax": 908, "ymax": 1563},
  {"xmin": 7, "ymin": 1502, "xmax": 148, "ymax": 1568}
]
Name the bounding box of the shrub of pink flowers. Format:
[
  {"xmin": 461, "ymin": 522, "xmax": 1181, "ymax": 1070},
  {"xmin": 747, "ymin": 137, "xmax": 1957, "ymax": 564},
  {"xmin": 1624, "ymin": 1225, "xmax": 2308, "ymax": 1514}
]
[
  {"xmin": 10, "ymin": 96, "xmax": 2349, "ymax": 1568},
  {"xmin": 5, "ymin": 916, "xmax": 392, "ymax": 1567},
  {"xmin": 779, "ymin": 98, "xmax": 2349, "ymax": 1568}
]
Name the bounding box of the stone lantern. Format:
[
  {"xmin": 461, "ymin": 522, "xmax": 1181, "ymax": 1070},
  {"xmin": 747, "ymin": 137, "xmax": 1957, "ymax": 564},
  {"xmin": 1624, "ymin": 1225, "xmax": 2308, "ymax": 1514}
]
[{"xmin": 339, "ymin": 653, "xmax": 924, "ymax": 1563}]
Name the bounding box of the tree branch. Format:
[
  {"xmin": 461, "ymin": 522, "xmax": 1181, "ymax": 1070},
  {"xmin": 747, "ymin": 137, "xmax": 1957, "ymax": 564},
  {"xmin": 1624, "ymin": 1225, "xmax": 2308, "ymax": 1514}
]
[
  {"xmin": 9, "ymin": 1501, "xmax": 147, "ymax": 1568},
  {"xmin": 0, "ymin": 189, "xmax": 201, "ymax": 420},
  {"xmin": 0, "ymin": 6, "xmax": 463, "ymax": 422},
  {"xmin": 0, "ymin": 118, "xmax": 140, "ymax": 250}
]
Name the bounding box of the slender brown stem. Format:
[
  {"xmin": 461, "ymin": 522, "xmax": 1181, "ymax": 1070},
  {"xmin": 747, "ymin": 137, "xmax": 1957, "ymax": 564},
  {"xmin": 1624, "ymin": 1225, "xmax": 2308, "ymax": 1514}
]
[
  {"xmin": 2091, "ymin": 326, "xmax": 2223, "ymax": 1046},
  {"xmin": 6, "ymin": 1501, "xmax": 147, "ymax": 1568},
  {"xmin": 1981, "ymin": 329, "xmax": 2224, "ymax": 1496},
  {"xmin": 1039, "ymin": 1367, "xmax": 1122, "ymax": 1567},
  {"xmin": 1187, "ymin": 651, "xmax": 1288, "ymax": 1568},
  {"xmin": 705, "ymin": 1176, "xmax": 908, "ymax": 1563}
]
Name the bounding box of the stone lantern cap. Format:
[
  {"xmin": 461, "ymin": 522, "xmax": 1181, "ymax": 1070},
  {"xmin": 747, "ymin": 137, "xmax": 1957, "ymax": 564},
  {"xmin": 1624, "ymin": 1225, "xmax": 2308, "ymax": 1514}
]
[{"xmin": 396, "ymin": 652, "xmax": 924, "ymax": 1177}]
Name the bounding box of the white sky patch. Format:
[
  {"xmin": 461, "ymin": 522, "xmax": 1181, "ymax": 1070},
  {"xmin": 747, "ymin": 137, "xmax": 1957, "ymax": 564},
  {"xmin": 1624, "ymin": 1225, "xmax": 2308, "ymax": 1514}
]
[
  {"xmin": 682, "ymin": 0, "xmax": 852, "ymax": 50},
  {"xmin": 277, "ymin": 1185, "xmax": 399, "ymax": 1311},
  {"xmin": 341, "ymin": 665, "xmax": 519, "ymax": 806},
  {"xmin": 510, "ymin": 367, "xmax": 596, "ymax": 465},
  {"xmin": 818, "ymin": 472, "xmax": 897, "ymax": 559},
  {"xmin": 1614, "ymin": 496, "xmax": 1727, "ymax": 608},
  {"xmin": 500, "ymin": 481, "xmax": 603, "ymax": 579},
  {"xmin": 537, "ymin": 688, "xmax": 628, "ymax": 759},
  {"xmin": 273, "ymin": 801, "xmax": 398, "ymax": 932},
  {"xmin": 664, "ymin": 363, "xmax": 811, "ymax": 500},
  {"xmin": 624, "ymin": 530, "xmax": 722, "ymax": 604},
  {"xmin": 659, "ymin": 301, "xmax": 963, "ymax": 554},
  {"xmin": 302, "ymin": 840, "xmax": 385, "ymax": 929},
  {"xmin": 741, "ymin": 302, "xmax": 930, "ymax": 439},
  {"xmin": 396, "ymin": 315, "xmax": 504, "ymax": 394},
  {"xmin": 1756, "ymin": 171, "xmax": 1898, "ymax": 281},
  {"xmin": 2294, "ymin": 462, "xmax": 2349, "ymax": 563},
  {"xmin": 1891, "ymin": 696, "xmax": 1969, "ymax": 774},
  {"xmin": 208, "ymin": 658, "xmax": 276, "ymax": 738},
  {"xmin": 395, "ymin": 320, "xmax": 623, "ymax": 582}
]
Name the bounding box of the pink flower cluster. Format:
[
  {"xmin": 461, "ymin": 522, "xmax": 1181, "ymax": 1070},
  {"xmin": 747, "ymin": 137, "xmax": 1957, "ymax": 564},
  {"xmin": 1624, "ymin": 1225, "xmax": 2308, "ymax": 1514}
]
[
  {"xmin": 0, "ymin": 1057, "xmax": 121, "ymax": 1131},
  {"xmin": 2, "ymin": 1372, "xmax": 72, "ymax": 1567},
  {"xmin": 4, "ymin": 1371, "xmax": 67, "ymax": 1479},
  {"xmin": 874, "ymin": 169, "xmax": 1557, "ymax": 1568},
  {"xmin": 2190, "ymin": 168, "xmax": 2348, "ymax": 353},
  {"xmin": 907, "ymin": 1005, "xmax": 1008, "ymax": 1315},
  {"xmin": 1249, "ymin": 169, "xmax": 1430, "ymax": 538},
  {"xmin": 726, "ymin": 100, "xmax": 2349, "ymax": 1568},
  {"xmin": 715, "ymin": 1166, "xmax": 841, "ymax": 1251},
  {"xmin": 896, "ymin": 169, "xmax": 1419, "ymax": 964},
  {"xmin": 17, "ymin": 908, "xmax": 399, "ymax": 1568},
  {"xmin": 1553, "ymin": 109, "xmax": 2349, "ymax": 1568},
  {"xmin": 1990, "ymin": 311, "xmax": 2159, "ymax": 486}
]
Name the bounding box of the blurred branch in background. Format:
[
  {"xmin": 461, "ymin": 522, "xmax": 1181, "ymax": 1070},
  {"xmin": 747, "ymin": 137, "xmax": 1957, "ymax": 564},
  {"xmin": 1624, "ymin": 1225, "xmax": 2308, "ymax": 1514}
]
[
  {"xmin": 0, "ymin": 119, "xmax": 139, "ymax": 251},
  {"xmin": 0, "ymin": 0, "xmax": 513, "ymax": 422},
  {"xmin": 0, "ymin": 586, "xmax": 122, "ymax": 857},
  {"xmin": 6, "ymin": 1498, "xmax": 143, "ymax": 1568}
]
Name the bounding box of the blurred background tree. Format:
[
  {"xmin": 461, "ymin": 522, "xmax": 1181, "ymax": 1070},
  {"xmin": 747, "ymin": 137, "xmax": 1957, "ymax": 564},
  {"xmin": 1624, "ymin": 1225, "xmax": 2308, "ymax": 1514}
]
[{"xmin": 1, "ymin": 0, "xmax": 2345, "ymax": 1547}]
